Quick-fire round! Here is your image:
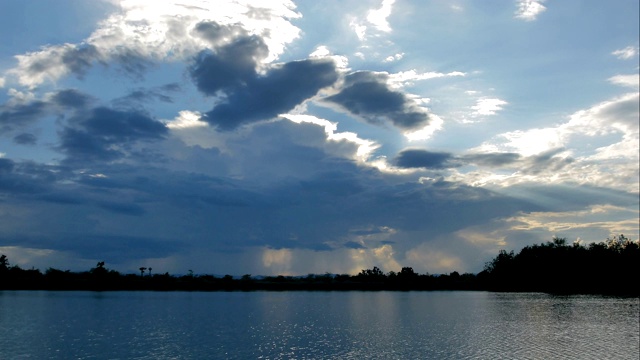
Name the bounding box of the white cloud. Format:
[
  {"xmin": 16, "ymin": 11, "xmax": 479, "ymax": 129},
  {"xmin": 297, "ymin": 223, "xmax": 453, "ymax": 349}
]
[
  {"xmin": 514, "ymin": 0, "xmax": 547, "ymax": 21},
  {"xmin": 564, "ymin": 92, "xmax": 639, "ymax": 137},
  {"xmin": 471, "ymin": 98, "xmax": 508, "ymax": 116},
  {"xmin": 9, "ymin": 44, "xmax": 90, "ymax": 88},
  {"xmin": 506, "ymin": 206, "xmax": 639, "ymax": 239},
  {"xmin": 166, "ymin": 110, "xmax": 207, "ymax": 130},
  {"xmin": 608, "ymin": 74, "xmax": 640, "ymax": 88},
  {"xmin": 388, "ymin": 70, "xmax": 465, "ymax": 88},
  {"xmin": 468, "ymin": 92, "xmax": 639, "ymax": 191},
  {"xmin": 309, "ymin": 46, "xmax": 349, "ymax": 69},
  {"xmin": 383, "ymin": 53, "xmax": 404, "ymax": 62},
  {"xmin": 350, "ymin": 0, "xmax": 396, "ymax": 41},
  {"xmin": 6, "ymin": 0, "xmax": 302, "ymax": 88},
  {"xmin": 350, "ymin": 19, "xmax": 368, "ymax": 41},
  {"xmin": 367, "ymin": 0, "xmax": 396, "ymax": 32},
  {"xmin": 280, "ymin": 114, "xmax": 379, "ymax": 163},
  {"xmin": 612, "ymin": 46, "xmax": 639, "ymax": 60},
  {"xmin": 166, "ymin": 110, "xmax": 225, "ymax": 150},
  {"xmin": 404, "ymin": 114, "xmax": 444, "ymax": 141},
  {"xmin": 485, "ymin": 128, "xmax": 562, "ymax": 156}
]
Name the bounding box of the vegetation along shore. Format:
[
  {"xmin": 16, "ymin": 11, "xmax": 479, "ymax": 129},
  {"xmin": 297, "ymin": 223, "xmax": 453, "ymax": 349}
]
[{"xmin": 1, "ymin": 235, "xmax": 638, "ymax": 296}]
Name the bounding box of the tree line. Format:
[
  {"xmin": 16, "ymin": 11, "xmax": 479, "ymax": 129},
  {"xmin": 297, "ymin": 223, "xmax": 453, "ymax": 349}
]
[{"xmin": 1, "ymin": 235, "xmax": 638, "ymax": 295}]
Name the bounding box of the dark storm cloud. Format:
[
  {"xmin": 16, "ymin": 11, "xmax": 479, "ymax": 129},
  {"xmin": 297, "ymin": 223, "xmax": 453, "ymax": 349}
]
[
  {"xmin": 0, "ymin": 233, "xmax": 182, "ymax": 263},
  {"xmin": 50, "ymin": 89, "xmax": 93, "ymax": 108},
  {"xmin": 74, "ymin": 107, "xmax": 167, "ymax": 142},
  {"xmin": 21, "ymin": 44, "xmax": 101, "ymax": 81},
  {"xmin": 202, "ymin": 58, "xmax": 339, "ymax": 130},
  {"xmin": 1, "ymin": 89, "xmax": 92, "ymax": 134},
  {"xmin": 59, "ymin": 107, "xmax": 168, "ymax": 162},
  {"xmin": 520, "ymin": 148, "xmax": 574, "ymax": 175},
  {"xmin": 160, "ymin": 83, "xmax": 181, "ymax": 92},
  {"xmin": 323, "ymin": 71, "xmax": 431, "ymax": 130},
  {"xmin": 24, "ymin": 42, "xmax": 152, "ymax": 83},
  {"xmin": 60, "ymin": 44, "xmax": 101, "ymax": 79},
  {"xmin": 0, "ymin": 158, "xmax": 150, "ymax": 217},
  {"xmin": 463, "ymin": 152, "xmax": 521, "ymax": 167},
  {"xmin": 0, "ymin": 158, "xmax": 14, "ymax": 173},
  {"xmin": 251, "ymin": 173, "xmax": 542, "ymax": 250},
  {"xmin": 0, "ymin": 158, "xmax": 62, "ymax": 195},
  {"xmin": 188, "ymin": 25, "xmax": 339, "ymax": 130},
  {"xmin": 394, "ymin": 148, "xmax": 574, "ymax": 172},
  {"xmin": 344, "ymin": 241, "xmax": 365, "ymax": 249},
  {"xmin": 395, "ymin": 149, "xmax": 459, "ymax": 169},
  {"xmin": 0, "ymin": 117, "xmax": 634, "ymax": 268},
  {"xmin": 111, "ymin": 84, "xmax": 180, "ymax": 108},
  {"xmin": 13, "ymin": 132, "xmax": 37, "ymax": 145},
  {"xmin": 97, "ymin": 201, "xmax": 146, "ymax": 216},
  {"xmin": 77, "ymin": 168, "xmax": 255, "ymax": 208},
  {"xmin": 112, "ymin": 48, "xmax": 154, "ymax": 80},
  {"xmin": 192, "ymin": 21, "xmax": 248, "ymax": 46},
  {"xmin": 0, "ymin": 100, "xmax": 48, "ymax": 131},
  {"xmin": 359, "ymin": 179, "xmax": 541, "ymax": 234},
  {"xmin": 189, "ymin": 35, "xmax": 268, "ymax": 95}
]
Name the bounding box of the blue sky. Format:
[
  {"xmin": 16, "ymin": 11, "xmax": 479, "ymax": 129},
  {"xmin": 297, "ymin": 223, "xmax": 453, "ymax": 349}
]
[{"xmin": 0, "ymin": 0, "xmax": 638, "ymax": 275}]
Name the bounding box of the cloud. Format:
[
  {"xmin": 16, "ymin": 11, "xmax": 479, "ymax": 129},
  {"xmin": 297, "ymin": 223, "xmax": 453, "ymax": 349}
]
[
  {"xmin": 189, "ymin": 33, "xmax": 269, "ymax": 96},
  {"xmin": 0, "ymin": 88, "xmax": 96, "ymax": 136},
  {"xmin": 13, "ymin": 133, "xmax": 37, "ymax": 145},
  {"xmin": 50, "ymin": 88, "xmax": 94, "ymax": 108},
  {"xmin": 59, "ymin": 106, "xmax": 168, "ymax": 163},
  {"xmin": 471, "ymin": 98, "xmax": 508, "ymax": 116},
  {"xmin": 393, "ymin": 148, "xmax": 572, "ymax": 176},
  {"xmin": 387, "ymin": 70, "xmax": 466, "ymax": 90},
  {"xmin": 466, "ymin": 91, "xmax": 638, "ymax": 192},
  {"xmin": 514, "ymin": 0, "xmax": 547, "ymax": 21},
  {"xmin": 323, "ymin": 71, "xmax": 432, "ymax": 131},
  {"xmin": 608, "ymin": 74, "xmax": 639, "ymax": 88},
  {"xmin": 0, "ymin": 115, "xmax": 547, "ymax": 273},
  {"xmin": 9, "ymin": 44, "xmax": 101, "ymax": 88},
  {"xmin": 383, "ymin": 53, "xmax": 404, "ymax": 63},
  {"xmin": 463, "ymin": 152, "xmax": 522, "ymax": 167},
  {"xmin": 4, "ymin": 0, "xmax": 301, "ymax": 88},
  {"xmin": 0, "ymin": 0, "xmax": 636, "ymax": 276},
  {"xmin": 394, "ymin": 150, "xmax": 459, "ymax": 169},
  {"xmin": 367, "ymin": 0, "xmax": 396, "ymax": 32},
  {"xmin": 405, "ymin": 245, "xmax": 463, "ymax": 274},
  {"xmin": 350, "ymin": 0, "xmax": 396, "ymax": 41},
  {"xmin": 0, "ymin": 100, "xmax": 49, "ymax": 132},
  {"xmin": 280, "ymin": 114, "xmax": 379, "ymax": 163},
  {"xmin": 612, "ymin": 46, "xmax": 639, "ymax": 60},
  {"xmin": 111, "ymin": 84, "xmax": 180, "ymax": 109},
  {"xmin": 202, "ymin": 58, "xmax": 338, "ymax": 130}
]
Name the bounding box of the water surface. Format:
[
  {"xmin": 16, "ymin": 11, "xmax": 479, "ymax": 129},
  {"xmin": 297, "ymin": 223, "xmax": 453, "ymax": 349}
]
[{"xmin": 1, "ymin": 291, "xmax": 637, "ymax": 359}]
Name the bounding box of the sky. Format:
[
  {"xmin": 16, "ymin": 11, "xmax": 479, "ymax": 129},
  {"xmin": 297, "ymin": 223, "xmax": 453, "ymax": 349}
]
[{"xmin": 0, "ymin": 0, "xmax": 638, "ymax": 276}]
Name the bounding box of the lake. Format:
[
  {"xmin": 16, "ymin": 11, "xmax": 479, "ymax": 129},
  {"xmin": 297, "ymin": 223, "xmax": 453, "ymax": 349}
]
[{"xmin": 0, "ymin": 291, "xmax": 638, "ymax": 359}]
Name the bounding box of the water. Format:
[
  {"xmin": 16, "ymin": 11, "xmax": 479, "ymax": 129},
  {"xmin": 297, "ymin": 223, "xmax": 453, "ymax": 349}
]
[{"xmin": 0, "ymin": 291, "xmax": 637, "ymax": 359}]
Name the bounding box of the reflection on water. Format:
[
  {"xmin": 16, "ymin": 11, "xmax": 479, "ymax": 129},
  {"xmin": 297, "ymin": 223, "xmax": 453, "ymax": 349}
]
[{"xmin": 0, "ymin": 291, "xmax": 638, "ymax": 359}]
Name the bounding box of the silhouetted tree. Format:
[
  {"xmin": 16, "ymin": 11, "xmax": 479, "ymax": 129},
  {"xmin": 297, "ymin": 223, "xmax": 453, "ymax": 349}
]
[
  {"xmin": 139, "ymin": 267, "xmax": 147, "ymax": 277},
  {"xmin": 0, "ymin": 254, "xmax": 8, "ymax": 272}
]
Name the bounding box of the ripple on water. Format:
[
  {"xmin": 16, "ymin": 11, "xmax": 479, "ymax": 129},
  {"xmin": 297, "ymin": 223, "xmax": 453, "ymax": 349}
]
[{"xmin": 0, "ymin": 291, "xmax": 637, "ymax": 359}]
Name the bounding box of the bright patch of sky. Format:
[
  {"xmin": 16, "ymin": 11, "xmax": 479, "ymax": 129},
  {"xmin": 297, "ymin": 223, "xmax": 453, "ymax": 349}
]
[{"xmin": 0, "ymin": 0, "xmax": 637, "ymax": 276}]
